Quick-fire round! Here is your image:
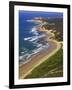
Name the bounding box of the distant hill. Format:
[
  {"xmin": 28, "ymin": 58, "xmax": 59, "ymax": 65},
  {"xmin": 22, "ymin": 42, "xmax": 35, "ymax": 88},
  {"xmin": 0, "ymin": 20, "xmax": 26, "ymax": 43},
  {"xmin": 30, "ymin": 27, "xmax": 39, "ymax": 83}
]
[{"xmin": 34, "ymin": 17, "xmax": 48, "ymax": 23}]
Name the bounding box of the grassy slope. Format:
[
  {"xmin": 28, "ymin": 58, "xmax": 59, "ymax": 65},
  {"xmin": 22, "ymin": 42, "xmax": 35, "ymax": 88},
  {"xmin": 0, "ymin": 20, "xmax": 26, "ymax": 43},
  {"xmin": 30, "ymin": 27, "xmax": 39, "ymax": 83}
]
[{"xmin": 25, "ymin": 48, "xmax": 63, "ymax": 79}]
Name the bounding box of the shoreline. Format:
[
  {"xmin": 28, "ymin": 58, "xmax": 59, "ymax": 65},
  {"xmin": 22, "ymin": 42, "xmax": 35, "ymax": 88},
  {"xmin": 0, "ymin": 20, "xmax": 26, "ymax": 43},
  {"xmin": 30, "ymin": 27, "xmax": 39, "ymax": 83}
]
[
  {"xmin": 19, "ymin": 31, "xmax": 55, "ymax": 67},
  {"xmin": 19, "ymin": 30, "xmax": 61, "ymax": 79}
]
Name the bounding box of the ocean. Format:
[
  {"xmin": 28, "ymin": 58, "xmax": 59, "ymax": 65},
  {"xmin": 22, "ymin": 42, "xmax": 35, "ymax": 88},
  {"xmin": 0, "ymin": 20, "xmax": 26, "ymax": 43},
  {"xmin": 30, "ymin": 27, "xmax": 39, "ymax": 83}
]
[{"xmin": 19, "ymin": 10, "xmax": 63, "ymax": 65}]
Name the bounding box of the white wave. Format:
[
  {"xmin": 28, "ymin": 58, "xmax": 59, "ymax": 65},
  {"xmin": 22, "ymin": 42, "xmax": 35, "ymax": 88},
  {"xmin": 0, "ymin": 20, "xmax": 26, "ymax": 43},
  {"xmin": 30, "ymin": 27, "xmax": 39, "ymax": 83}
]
[
  {"xmin": 30, "ymin": 27, "xmax": 39, "ymax": 35},
  {"xmin": 24, "ymin": 37, "xmax": 31, "ymax": 40},
  {"xmin": 36, "ymin": 44, "xmax": 42, "ymax": 48},
  {"xmin": 26, "ymin": 20, "xmax": 34, "ymax": 22},
  {"xmin": 42, "ymin": 44, "xmax": 49, "ymax": 48},
  {"xmin": 19, "ymin": 46, "xmax": 43, "ymax": 61},
  {"xmin": 31, "ymin": 27, "xmax": 36, "ymax": 32},
  {"xmin": 19, "ymin": 43, "xmax": 49, "ymax": 65},
  {"xmin": 21, "ymin": 52, "xmax": 24, "ymax": 54},
  {"xmin": 24, "ymin": 36, "xmax": 35, "ymax": 41},
  {"xmin": 24, "ymin": 34, "xmax": 45, "ymax": 43},
  {"xmin": 32, "ymin": 47, "xmax": 44, "ymax": 54},
  {"xmin": 29, "ymin": 34, "xmax": 45, "ymax": 42},
  {"xmin": 29, "ymin": 37, "xmax": 38, "ymax": 42},
  {"xmin": 20, "ymin": 43, "xmax": 49, "ymax": 61},
  {"xmin": 19, "ymin": 55, "xmax": 24, "ymax": 60},
  {"xmin": 19, "ymin": 53, "xmax": 32, "ymax": 61}
]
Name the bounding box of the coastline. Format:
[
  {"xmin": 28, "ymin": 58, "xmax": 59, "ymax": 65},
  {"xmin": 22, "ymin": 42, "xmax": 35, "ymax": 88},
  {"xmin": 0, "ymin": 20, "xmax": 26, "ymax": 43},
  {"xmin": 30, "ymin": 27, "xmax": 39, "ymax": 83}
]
[{"xmin": 19, "ymin": 30, "xmax": 61, "ymax": 79}]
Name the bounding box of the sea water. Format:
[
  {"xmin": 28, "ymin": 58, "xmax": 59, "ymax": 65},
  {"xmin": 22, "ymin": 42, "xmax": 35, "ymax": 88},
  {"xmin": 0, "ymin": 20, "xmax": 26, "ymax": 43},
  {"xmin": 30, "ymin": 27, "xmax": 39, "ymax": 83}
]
[{"xmin": 19, "ymin": 10, "xmax": 63, "ymax": 65}]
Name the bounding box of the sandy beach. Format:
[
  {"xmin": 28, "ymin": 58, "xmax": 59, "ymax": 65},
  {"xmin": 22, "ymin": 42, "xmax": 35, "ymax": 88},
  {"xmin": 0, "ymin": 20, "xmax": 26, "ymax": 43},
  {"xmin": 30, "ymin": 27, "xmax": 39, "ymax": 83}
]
[{"xmin": 19, "ymin": 30, "xmax": 61, "ymax": 79}]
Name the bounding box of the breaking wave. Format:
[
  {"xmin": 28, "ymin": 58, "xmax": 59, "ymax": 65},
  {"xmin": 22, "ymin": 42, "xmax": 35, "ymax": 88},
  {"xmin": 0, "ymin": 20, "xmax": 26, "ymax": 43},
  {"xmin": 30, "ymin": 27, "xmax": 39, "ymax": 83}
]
[
  {"xmin": 30, "ymin": 27, "xmax": 39, "ymax": 35},
  {"xmin": 19, "ymin": 43, "xmax": 49, "ymax": 65},
  {"xmin": 24, "ymin": 34, "xmax": 45, "ymax": 42},
  {"xmin": 19, "ymin": 20, "xmax": 49, "ymax": 65}
]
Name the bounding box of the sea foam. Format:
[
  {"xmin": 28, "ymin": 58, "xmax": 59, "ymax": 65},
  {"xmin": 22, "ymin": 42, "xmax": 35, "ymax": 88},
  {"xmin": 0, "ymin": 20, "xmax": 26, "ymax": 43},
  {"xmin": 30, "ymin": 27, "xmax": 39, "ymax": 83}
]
[
  {"xmin": 24, "ymin": 34, "xmax": 45, "ymax": 42},
  {"xmin": 30, "ymin": 27, "xmax": 39, "ymax": 35}
]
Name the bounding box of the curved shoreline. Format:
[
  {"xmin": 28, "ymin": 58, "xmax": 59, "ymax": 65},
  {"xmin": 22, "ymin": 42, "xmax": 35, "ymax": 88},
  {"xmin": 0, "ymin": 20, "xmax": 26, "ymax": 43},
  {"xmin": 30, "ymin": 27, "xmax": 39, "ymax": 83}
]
[{"xmin": 19, "ymin": 30, "xmax": 61, "ymax": 79}]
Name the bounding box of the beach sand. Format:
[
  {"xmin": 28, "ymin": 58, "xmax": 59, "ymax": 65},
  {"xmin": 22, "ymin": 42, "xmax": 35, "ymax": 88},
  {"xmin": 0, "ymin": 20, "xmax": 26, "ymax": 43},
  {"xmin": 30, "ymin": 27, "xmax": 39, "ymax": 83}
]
[{"xmin": 19, "ymin": 31, "xmax": 61, "ymax": 79}]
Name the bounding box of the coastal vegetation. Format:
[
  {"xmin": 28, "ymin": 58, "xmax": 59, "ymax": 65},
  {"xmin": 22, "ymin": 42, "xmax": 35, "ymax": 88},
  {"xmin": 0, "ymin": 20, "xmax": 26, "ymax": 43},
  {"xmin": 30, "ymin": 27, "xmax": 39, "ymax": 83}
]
[
  {"xmin": 33, "ymin": 17, "xmax": 63, "ymax": 41},
  {"xmin": 25, "ymin": 48, "xmax": 63, "ymax": 78}
]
